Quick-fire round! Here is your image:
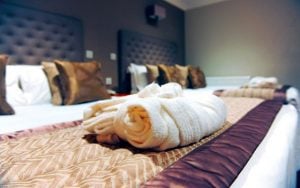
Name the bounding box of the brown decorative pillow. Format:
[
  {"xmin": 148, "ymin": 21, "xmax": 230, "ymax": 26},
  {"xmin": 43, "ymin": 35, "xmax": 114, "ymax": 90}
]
[
  {"xmin": 188, "ymin": 66, "xmax": 207, "ymax": 88},
  {"xmin": 42, "ymin": 62, "xmax": 63, "ymax": 105},
  {"xmin": 157, "ymin": 64, "xmax": 177, "ymax": 85},
  {"xmin": 145, "ymin": 64, "xmax": 159, "ymax": 83},
  {"xmin": 157, "ymin": 64, "xmax": 189, "ymax": 87},
  {"xmin": 175, "ymin": 64, "xmax": 189, "ymax": 88},
  {"xmin": 54, "ymin": 60, "xmax": 111, "ymax": 105},
  {"xmin": 0, "ymin": 55, "xmax": 15, "ymax": 115}
]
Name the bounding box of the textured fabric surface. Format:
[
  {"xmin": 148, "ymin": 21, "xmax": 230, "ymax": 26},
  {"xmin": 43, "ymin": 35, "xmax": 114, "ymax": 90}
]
[
  {"xmin": 54, "ymin": 60, "xmax": 111, "ymax": 105},
  {"xmin": 0, "ymin": 121, "xmax": 232, "ymax": 187},
  {"xmin": 0, "ymin": 55, "xmax": 14, "ymax": 115},
  {"xmin": 128, "ymin": 63, "xmax": 148, "ymax": 91},
  {"xmin": 157, "ymin": 64, "xmax": 188, "ymax": 87},
  {"xmin": 215, "ymin": 88, "xmax": 275, "ymax": 100},
  {"xmin": 146, "ymin": 64, "xmax": 159, "ymax": 83},
  {"xmin": 0, "ymin": 3, "xmax": 84, "ymax": 65},
  {"xmin": 142, "ymin": 100, "xmax": 283, "ymax": 188},
  {"xmin": 188, "ymin": 66, "xmax": 207, "ymax": 88},
  {"xmin": 0, "ymin": 97, "xmax": 264, "ymax": 187},
  {"xmin": 174, "ymin": 64, "xmax": 189, "ymax": 88},
  {"xmin": 18, "ymin": 65, "xmax": 51, "ymax": 105},
  {"xmin": 5, "ymin": 65, "xmax": 52, "ymax": 106},
  {"xmin": 214, "ymin": 85, "xmax": 291, "ymax": 104},
  {"xmin": 157, "ymin": 64, "xmax": 177, "ymax": 84},
  {"xmin": 0, "ymin": 120, "xmax": 81, "ymax": 141},
  {"xmin": 42, "ymin": 62, "xmax": 63, "ymax": 105},
  {"xmin": 242, "ymin": 76, "xmax": 278, "ymax": 89}
]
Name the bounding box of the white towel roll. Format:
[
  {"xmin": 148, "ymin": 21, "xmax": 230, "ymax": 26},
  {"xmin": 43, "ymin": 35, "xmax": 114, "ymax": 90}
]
[
  {"xmin": 83, "ymin": 82, "xmax": 227, "ymax": 150},
  {"xmin": 114, "ymin": 98, "xmax": 179, "ymax": 150},
  {"xmin": 113, "ymin": 94, "xmax": 227, "ymax": 150}
]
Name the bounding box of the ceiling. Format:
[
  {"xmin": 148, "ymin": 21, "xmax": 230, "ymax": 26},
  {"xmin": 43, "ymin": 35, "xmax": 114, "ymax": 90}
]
[{"xmin": 164, "ymin": 0, "xmax": 230, "ymax": 10}]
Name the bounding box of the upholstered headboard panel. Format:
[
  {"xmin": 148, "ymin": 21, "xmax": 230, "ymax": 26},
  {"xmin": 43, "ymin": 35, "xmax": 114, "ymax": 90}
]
[
  {"xmin": 0, "ymin": 3, "xmax": 84, "ymax": 65},
  {"xmin": 118, "ymin": 30, "xmax": 178, "ymax": 93}
]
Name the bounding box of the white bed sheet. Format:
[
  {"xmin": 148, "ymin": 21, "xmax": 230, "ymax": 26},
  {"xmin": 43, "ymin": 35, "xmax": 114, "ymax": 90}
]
[
  {"xmin": 0, "ymin": 101, "xmax": 98, "ymax": 134},
  {"xmin": 0, "ymin": 96, "xmax": 298, "ymax": 187}
]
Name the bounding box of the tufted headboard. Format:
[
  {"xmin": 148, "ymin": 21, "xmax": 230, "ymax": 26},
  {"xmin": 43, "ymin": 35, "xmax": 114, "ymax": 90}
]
[
  {"xmin": 118, "ymin": 30, "xmax": 178, "ymax": 93},
  {"xmin": 0, "ymin": 3, "xmax": 84, "ymax": 65}
]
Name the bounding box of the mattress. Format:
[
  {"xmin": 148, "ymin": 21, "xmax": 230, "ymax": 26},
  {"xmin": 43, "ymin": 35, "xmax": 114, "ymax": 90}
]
[{"xmin": 0, "ymin": 96, "xmax": 298, "ymax": 187}]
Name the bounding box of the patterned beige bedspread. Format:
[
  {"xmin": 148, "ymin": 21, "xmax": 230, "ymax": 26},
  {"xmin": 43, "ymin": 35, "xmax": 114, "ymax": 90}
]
[{"xmin": 0, "ymin": 97, "xmax": 263, "ymax": 187}]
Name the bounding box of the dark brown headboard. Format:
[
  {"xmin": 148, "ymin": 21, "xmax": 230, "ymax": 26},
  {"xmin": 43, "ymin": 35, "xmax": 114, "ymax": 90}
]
[
  {"xmin": 0, "ymin": 3, "xmax": 84, "ymax": 65},
  {"xmin": 118, "ymin": 30, "xmax": 178, "ymax": 93}
]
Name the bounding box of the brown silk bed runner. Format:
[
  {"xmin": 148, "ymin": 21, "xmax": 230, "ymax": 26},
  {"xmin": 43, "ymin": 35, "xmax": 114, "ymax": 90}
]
[
  {"xmin": 214, "ymin": 85, "xmax": 291, "ymax": 103},
  {"xmin": 142, "ymin": 99, "xmax": 283, "ymax": 188},
  {"xmin": 0, "ymin": 98, "xmax": 281, "ymax": 187}
]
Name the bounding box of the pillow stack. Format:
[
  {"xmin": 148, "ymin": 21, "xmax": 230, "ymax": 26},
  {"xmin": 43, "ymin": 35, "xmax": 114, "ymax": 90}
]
[
  {"xmin": 128, "ymin": 63, "xmax": 206, "ymax": 93},
  {"xmin": 6, "ymin": 65, "xmax": 52, "ymax": 106},
  {"xmin": 1, "ymin": 54, "xmax": 111, "ymax": 109},
  {"xmin": 43, "ymin": 60, "xmax": 111, "ymax": 105}
]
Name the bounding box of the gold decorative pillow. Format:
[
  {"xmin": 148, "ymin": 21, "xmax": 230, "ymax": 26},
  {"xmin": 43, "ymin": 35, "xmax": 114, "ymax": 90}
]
[
  {"xmin": 157, "ymin": 64, "xmax": 177, "ymax": 85},
  {"xmin": 54, "ymin": 60, "xmax": 111, "ymax": 105},
  {"xmin": 42, "ymin": 62, "xmax": 63, "ymax": 105},
  {"xmin": 174, "ymin": 64, "xmax": 189, "ymax": 88},
  {"xmin": 0, "ymin": 55, "xmax": 15, "ymax": 115},
  {"xmin": 157, "ymin": 64, "xmax": 189, "ymax": 87},
  {"xmin": 188, "ymin": 66, "xmax": 207, "ymax": 88},
  {"xmin": 145, "ymin": 64, "xmax": 159, "ymax": 83}
]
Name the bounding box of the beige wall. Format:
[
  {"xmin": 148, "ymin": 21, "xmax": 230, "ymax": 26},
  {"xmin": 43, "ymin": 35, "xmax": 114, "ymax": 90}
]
[{"xmin": 186, "ymin": 0, "xmax": 300, "ymax": 88}]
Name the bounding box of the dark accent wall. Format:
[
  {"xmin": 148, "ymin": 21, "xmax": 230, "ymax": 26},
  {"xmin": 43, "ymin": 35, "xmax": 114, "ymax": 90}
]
[
  {"xmin": 3, "ymin": 0, "xmax": 184, "ymax": 89},
  {"xmin": 186, "ymin": 0, "xmax": 300, "ymax": 89}
]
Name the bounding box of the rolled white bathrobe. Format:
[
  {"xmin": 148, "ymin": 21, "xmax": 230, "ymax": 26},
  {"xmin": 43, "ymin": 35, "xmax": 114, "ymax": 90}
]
[
  {"xmin": 114, "ymin": 98, "xmax": 180, "ymax": 150},
  {"xmin": 83, "ymin": 82, "xmax": 183, "ymax": 135},
  {"xmin": 113, "ymin": 94, "xmax": 227, "ymax": 150}
]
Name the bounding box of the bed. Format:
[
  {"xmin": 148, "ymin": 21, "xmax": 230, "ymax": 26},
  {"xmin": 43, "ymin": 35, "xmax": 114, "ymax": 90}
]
[
  {"xmin": 117, "ymin": 30, "xmax": 299, "ymax": 187},
  {"xmin": 184, "ymin": 76, "xmax": 300, "ymax": 111},
  {"xmin": 117, "ymin": 30, "xmax": 300, "ymax": 110},
  {"xmin": 0, "ymin": 3, "xmax": 298, "ymax": 188}
]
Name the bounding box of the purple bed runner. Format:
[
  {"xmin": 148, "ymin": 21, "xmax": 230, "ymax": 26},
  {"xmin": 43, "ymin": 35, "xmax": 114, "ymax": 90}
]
[
  {"xmin": 0, "ymin": 120, "xmax": 82, "ymax": 141},
  {"xmin": 142, "ymin": 100, "xmax": 283, "ymax": 188}
]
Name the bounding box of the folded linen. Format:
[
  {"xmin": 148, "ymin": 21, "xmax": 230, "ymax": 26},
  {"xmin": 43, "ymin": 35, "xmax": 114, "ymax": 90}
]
[
  {"xmin": 244, "ymin": 76, "xmax": 278, "ymax": 88},
  {"xmin": 82, "ymin": 85, "xmax": 227, "ymax": 150},
  {"xmin": 113, "ymin": 95, "xmax": 227, "ymax": 150},
  {"xmin": 83, "ymin": 82, "xmax": 226, "ymax": 150},
  {"xmin": 83, "ymin": 82, "xmax": 183, "ymax": 134},
  {"xmin": 137, "ymin": 82, "xmax": 183, "ymax": 98},
  {"xmin": 83, "ymin": 97, "xmax": 131, "ymax": 133}
]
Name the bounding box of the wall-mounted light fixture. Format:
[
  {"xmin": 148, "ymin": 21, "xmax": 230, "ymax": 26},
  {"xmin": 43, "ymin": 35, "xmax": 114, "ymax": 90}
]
[{"xmin": 145, "ymin": 4, "xmax": 166, "ymax": 26}]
